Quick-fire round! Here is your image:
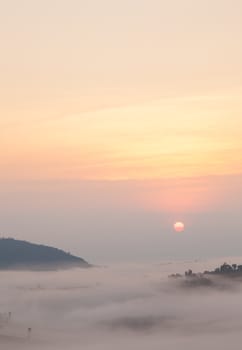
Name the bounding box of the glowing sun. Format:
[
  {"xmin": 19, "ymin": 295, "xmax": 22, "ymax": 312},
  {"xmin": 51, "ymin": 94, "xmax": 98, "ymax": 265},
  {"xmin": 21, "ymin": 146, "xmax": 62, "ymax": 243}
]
[{"xmin": 174, "ymin": 222, "xmax": 185, "ymax": 232}]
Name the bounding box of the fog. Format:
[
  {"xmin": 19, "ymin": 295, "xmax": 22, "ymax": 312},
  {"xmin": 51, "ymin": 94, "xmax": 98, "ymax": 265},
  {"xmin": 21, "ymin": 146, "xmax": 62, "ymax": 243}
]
[{"xmin": 1, "ymin": 258, "xmax": 242, "ymax": 349}]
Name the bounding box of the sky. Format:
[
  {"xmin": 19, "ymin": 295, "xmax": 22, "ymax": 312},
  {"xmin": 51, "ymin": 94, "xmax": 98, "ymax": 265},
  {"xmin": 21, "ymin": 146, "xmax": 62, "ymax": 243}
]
[{"xmin": 0, "ymin": 0, "xmax": 242, "ymax": 263}]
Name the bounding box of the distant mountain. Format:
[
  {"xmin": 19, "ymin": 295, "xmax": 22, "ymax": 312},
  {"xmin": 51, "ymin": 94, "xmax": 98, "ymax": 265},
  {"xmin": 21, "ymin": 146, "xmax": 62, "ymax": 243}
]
[{"xmin": 0, "ymin": 238, "xmax": 90, "ymax": 270}]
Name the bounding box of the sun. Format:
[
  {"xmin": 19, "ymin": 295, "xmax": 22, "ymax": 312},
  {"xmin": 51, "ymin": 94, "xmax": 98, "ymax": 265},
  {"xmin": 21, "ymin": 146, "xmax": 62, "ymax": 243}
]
[{"xmin": 174, "ymin": 222, "xmax": 185, "ymax": 232}]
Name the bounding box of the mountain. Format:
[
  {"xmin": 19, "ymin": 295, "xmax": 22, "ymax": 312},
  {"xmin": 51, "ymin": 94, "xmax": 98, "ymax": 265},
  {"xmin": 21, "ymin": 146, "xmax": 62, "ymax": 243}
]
[{"xmin": 0, "ymin": 238, "xmax": 90, "ymax": 270}]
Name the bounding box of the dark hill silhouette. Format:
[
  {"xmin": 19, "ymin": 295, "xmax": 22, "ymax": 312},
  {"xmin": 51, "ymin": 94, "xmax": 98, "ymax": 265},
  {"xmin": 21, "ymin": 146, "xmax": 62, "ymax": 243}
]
[{"xmin": 0, "ymin": 238, "xmax": 90, "ymax": 270}]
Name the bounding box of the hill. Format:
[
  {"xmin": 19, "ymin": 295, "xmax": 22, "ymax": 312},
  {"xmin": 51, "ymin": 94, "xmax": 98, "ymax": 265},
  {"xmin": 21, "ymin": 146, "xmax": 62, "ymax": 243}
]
[{"xmin": 0, "ymin": 238, "xmax": 90, "ymax": 270}]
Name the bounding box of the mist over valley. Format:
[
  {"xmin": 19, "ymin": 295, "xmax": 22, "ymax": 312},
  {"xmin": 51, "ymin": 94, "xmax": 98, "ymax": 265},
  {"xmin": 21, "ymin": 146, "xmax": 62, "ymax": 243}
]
[{"xmin": 1, "ymin": 258, "xmax": 242, "ymax": 349}]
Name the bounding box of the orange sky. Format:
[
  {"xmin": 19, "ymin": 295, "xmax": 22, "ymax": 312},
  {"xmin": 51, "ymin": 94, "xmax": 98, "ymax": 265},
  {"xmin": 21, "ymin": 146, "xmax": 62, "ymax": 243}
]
[
  {"xmin": 1, "ymin": 93, "xmax": 242, "ymax": 183},
  {"xmin": 1, "ymin": 0, "xmax": 242, "ymax": 216}
]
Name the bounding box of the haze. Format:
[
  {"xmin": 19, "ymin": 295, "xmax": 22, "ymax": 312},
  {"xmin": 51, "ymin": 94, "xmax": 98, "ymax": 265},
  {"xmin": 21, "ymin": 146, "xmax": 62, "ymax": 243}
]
[
  {"xmin": 1, "ymin": 259, "xmax": 242, "ymax": 349},
  {"xmin": 1, "ymin": 1, "xmax": 242, "ymax": 348}
]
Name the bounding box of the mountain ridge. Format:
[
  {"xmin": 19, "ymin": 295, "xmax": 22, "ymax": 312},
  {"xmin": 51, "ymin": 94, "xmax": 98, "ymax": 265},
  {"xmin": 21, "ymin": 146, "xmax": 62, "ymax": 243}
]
[{"xmin": 0, "ymin": 238, "xmax": 90, "ymax": 270}]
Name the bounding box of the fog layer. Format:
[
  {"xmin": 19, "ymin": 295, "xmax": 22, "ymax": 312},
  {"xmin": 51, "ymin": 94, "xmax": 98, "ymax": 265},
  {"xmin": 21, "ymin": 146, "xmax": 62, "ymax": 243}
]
[{"xmin": 1, "ymin": 258, "xmax": 242, "ymax": 349}]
